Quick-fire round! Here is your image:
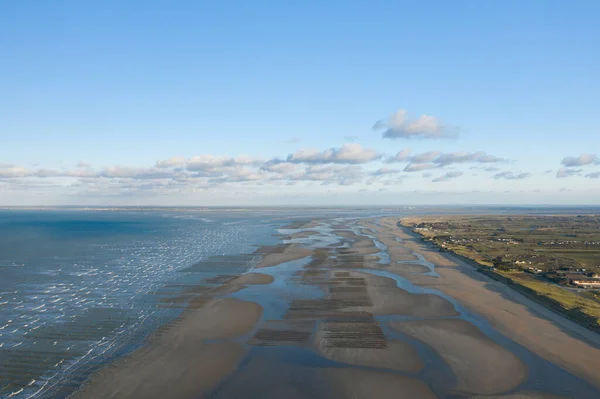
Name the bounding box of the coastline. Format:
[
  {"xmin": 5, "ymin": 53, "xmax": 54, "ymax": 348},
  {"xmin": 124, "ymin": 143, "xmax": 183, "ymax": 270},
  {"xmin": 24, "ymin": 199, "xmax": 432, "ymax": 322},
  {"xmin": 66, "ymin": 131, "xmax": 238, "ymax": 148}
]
[
  {"xmin": 65, "ymin": 220, "xmax": 314, "ymax": 399},
  {"xmin": 62, "ymin": 215, "xmax": 600, "ymax": 398},
  {"xmin": 69, "ymin": 296, "xmax": 265, "ymax": 399},
  {"xmin": 399, "ymin": 216, "xmax": 600, "ymax": 333}
]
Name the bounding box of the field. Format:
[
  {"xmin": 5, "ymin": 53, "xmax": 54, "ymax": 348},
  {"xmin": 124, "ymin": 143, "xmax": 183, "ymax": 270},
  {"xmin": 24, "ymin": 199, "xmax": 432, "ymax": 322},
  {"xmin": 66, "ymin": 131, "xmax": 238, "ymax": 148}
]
[{"xmin": 404, "ymin": 215, "xmax": 600, "ymax": 272}]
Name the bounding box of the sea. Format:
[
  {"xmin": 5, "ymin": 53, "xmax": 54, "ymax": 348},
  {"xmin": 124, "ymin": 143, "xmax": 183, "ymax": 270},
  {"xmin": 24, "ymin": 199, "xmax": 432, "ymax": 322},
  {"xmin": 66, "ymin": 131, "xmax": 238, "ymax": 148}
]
[{"xmin": 0, "ymin": 208, "xmax": 398, "ymax": 399}]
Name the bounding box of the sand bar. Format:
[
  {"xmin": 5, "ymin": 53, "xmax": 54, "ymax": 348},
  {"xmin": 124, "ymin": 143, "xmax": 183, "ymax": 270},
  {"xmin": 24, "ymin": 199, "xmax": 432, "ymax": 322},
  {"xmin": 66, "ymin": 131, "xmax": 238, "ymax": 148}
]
[
  {"xmin": 229, "ymin": 272, "xmax": 274, "ymax": 286},
  {"xmin": 255, "ymin": 244, "xmax": 313, "ymax": 268},
  {"xmin": 390, "ymin": 318, "xmax": 528, "ymax": 395},
  {"xmin": 326, "ymin": 368, "xmax": 438, "ymax": 399},
  {"xmin": 345, "ymin": 270, "xmax": 458, "ymax": 317},
  {"xmin": 315, "ymin": 321, "xmax": 424, "ymax": 373},
  {"xmin": 70, "ymin": 298, "xmax": 262, "ymax": 399}
]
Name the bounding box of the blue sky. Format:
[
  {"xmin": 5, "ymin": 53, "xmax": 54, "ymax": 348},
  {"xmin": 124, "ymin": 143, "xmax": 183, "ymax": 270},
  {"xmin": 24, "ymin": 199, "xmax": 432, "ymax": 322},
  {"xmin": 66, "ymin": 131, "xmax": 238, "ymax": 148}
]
[{"xmin": 1, "ymin": 1, "xmax": 599, "ymax": 205}]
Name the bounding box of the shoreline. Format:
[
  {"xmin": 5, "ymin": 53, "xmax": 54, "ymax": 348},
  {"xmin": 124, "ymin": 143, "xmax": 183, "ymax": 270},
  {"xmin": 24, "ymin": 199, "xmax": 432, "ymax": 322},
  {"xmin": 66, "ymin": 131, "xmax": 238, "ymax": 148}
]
[
  {"xmin": 64, "ymin": 219, "xmax": 318, "ymax": 399},
  {"xmin": 68, "ymin": 278, "xmax": 272, "ymax": 399},
  {"xmin": 374, "ymin": 216, "xmax": 600, "ymax": 390},
  {"xmin": 61, "ymin": 215, "xmax": 600, "ymax": 398},
  {"xmin": 400, "ymin": 217, "xmax": 600, "ymax": 335}
]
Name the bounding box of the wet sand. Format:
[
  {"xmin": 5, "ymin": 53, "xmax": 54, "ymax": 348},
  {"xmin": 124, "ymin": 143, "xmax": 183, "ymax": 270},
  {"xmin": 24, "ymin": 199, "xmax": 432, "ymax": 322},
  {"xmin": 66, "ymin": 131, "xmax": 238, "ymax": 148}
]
[
  {"xmin": 346, "ymin": 270, "xmax": 459, "ymax": 317},
  {"xmin": 315, "ymin": 324, "xmax": 424, "ymax": 373},
  {"xmin": 390, "ymin": 318, "xmax": 527, "ymax": 395},
  {"xmin": 325, "ymin": 368, "xmax": 438, "ymax": 399},
  {"xmin": 255, "ymin": 244, "xmax": 313, "ymax": 269},
  {"xmin": 68, "ymin": 216, "xmax": 600, "ymax": 399},
  {"xmin": 469, "ymin": 393, "xmax": 568, "ymax": 399},
  {"xmin": 229, "ymin": 272, "xmax": 274, "ymax": 285},
  {"xmin": 70, "ymin": 298, "xmax": 262, "ymax": 399}
]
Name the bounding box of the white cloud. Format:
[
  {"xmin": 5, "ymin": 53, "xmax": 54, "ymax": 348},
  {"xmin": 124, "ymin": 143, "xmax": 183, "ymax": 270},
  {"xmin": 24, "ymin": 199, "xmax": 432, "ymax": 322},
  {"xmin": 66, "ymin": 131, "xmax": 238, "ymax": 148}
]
[
  {"xmin": 387, "ymin": 150, "xmax": 504, "ymax": 167},
  {"xmin": 434, "ymin": 151, "xmax": 504, "ymax": 165},
  {"xmin": 375, "ymin": 109, "xmax": 456, "ymax": 139},
  {"xmin": 33, "ymin": 169, "xmax": 67, "ymax": 178},
  {"xmin": 387, "ymin": 148, "xmax": 412, "ymax": 162},
  {"xmin": 404, "ymin": 163, "xmax": 437, "ymax": 172},
  {"xmin": 494, "ymin": 171, "xmax": 531, "ymax": 180},
  {"xmin": 0, "ymin": 166, "xmax": 31, "ymax": 178},
  {"xmin": 483, "ymin": 166, "xmax": 501, "ymax": 172},
  {"xmin": 286, "ymin": 143, "xmax": 380, "ymax": 164},
  {"xmin": 586, "ymin": 172, "xmax": 600, "ymax": 179},
  {"xmin": 156, "ymin": 155, "xmax": 263, "ymax": 171},
  {"xmin": 1, "ymin": 178, "xmax": 65, "ymax": 190},
  {"xmin": 212, "ymin": 167, "xmax": 270, "ymax": 183},
  {"xmin": 188, "ymin": 155, "xmax": 242, "ymax": 170},
  {"xmin": 372, "ymin": 168, "xmax": 401, "ymax": 176},
  {"xmin": 100, "ymin": 166, "xmax": 181, "ymax": 179},
  {"xmin": 260, "ymin": 161, "xmax": 298, "ymax": 174},
  {"xmin": 561, "ymin": 154, "xmax": 598, "ymax": 167},
  {"xmin": 0, "ymin": 141, "xmax": 554, "ymax": 202},
  {"xmin": 432, "ymin": 171, "xmax": 464, "ymax": 182},
  {"xmin": 411, "ymin": 151, "xmax": 441, "ymax": 163},
  {"xmin": 156, "ymin": 156, "xmax": 187, "ymax": 168},
  {"xmin": 556, "ymin": 168, "xmax": 582, "ymax": 178},
  {"xmin": 292, "ymin": 165, "xmax": 365, "ymax": 185},
  {"xmin": 76, "ymin": 161, "xmax": 92, "ymax": 168},
  {"xmin": 67, "ymin": 169, "xmax": 101, "ymax": 178}
]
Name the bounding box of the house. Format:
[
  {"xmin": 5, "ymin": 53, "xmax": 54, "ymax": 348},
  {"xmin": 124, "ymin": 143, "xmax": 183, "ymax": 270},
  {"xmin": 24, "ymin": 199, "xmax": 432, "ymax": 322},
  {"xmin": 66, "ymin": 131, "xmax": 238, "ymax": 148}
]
[{"xmin": 572, "ymin": 279, "xmax": 600, "ymax": 288}]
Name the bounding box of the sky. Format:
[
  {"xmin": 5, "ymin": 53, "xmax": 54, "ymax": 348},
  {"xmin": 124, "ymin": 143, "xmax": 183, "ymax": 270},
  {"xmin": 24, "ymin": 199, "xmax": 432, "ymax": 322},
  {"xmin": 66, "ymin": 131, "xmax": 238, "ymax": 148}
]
[{"xmin": 1, "ymin": 0, "xmax": 599, "ymax": 206}]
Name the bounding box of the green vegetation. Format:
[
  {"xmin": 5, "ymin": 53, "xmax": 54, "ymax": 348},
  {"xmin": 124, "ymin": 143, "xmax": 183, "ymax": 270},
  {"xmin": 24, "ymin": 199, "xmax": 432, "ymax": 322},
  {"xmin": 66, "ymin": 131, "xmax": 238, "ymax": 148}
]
[{"xmin": 403, "ymin": 215, "xmax": 600, "ymax": 332}]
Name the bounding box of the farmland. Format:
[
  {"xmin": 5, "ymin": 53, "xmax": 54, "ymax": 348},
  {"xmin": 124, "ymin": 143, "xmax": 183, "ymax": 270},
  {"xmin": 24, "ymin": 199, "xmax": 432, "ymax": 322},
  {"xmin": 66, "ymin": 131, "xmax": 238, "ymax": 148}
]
[{"xmin": 401, "ymin": 214, "xmax": 600, "ymax": 331}]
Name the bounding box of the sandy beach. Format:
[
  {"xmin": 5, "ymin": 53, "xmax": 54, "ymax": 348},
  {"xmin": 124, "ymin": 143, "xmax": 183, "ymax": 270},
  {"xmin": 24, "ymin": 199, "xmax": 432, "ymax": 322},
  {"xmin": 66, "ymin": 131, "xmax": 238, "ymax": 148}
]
[{"xmin": 67, "ymin": 216, "xmax": 600, "ymax": 399}]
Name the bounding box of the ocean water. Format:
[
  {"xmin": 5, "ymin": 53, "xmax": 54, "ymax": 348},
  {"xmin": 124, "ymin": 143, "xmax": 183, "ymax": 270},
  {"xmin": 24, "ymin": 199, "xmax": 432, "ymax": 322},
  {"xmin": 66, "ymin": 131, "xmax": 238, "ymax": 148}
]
[
  {"xmin": 0, "ymin": 208, "xmax": 401, "ymax": 398},
  {"xmin": 0, "ymin": 210, "xmax": 294, "ymax": 398}
]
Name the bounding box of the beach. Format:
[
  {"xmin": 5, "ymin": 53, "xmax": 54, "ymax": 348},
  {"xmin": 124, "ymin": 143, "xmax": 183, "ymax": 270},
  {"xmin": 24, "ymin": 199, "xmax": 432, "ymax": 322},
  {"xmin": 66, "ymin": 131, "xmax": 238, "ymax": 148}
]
[{"xmin": 67, "ymin": 216, "xmax": 600, "ymax": 399}]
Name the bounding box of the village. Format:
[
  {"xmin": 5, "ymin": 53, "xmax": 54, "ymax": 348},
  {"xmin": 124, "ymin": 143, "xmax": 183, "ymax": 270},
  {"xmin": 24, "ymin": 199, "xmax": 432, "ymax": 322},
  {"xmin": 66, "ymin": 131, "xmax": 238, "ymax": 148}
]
[{"xmin": 411, "ymin": 216, "xmax": 600, "ymax": 291}]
